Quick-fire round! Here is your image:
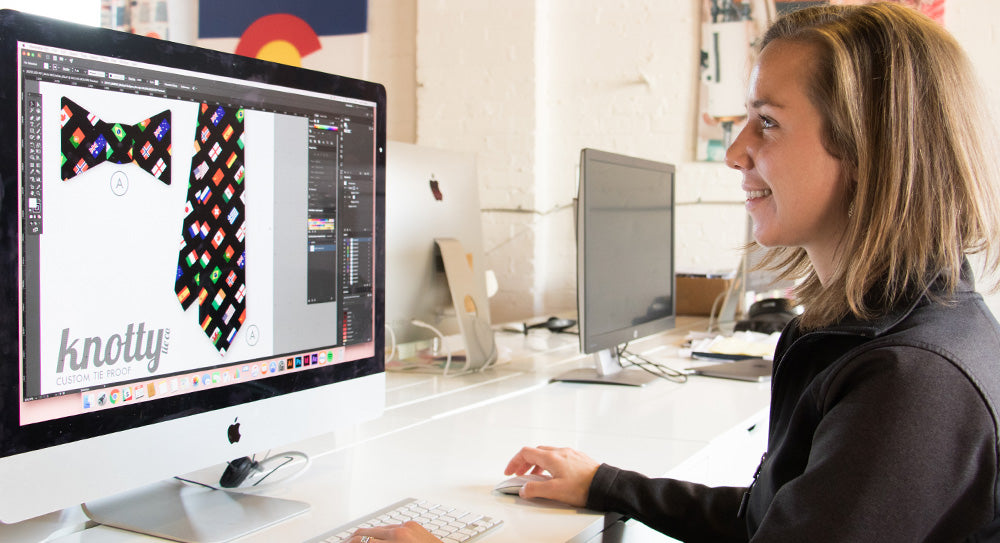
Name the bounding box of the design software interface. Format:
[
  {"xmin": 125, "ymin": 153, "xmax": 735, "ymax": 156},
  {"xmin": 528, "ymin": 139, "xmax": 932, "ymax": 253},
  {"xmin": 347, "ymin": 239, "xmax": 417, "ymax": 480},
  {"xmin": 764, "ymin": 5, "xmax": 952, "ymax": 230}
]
[{"xmin": 18, "ymin": 42, "xmax": 378, "ymax": 424}]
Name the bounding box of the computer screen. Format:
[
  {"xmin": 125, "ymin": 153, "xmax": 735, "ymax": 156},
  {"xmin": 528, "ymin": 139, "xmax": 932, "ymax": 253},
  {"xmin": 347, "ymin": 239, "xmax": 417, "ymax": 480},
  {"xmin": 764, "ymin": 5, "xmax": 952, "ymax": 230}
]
[
  {"xmin": 554, "ymin": 148, "xmax": 675, "ymax": 386},
  {"xmin": 0, "ymin": 8, "xmax": 386, "ymax": 533}
]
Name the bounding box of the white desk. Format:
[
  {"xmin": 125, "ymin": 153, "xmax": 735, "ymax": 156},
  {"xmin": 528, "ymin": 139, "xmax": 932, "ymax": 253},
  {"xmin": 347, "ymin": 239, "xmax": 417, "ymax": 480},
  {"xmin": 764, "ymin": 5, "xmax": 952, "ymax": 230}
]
[{"xmin": 7, "ymin": 318, "xmax": 770, "ymax": 543}]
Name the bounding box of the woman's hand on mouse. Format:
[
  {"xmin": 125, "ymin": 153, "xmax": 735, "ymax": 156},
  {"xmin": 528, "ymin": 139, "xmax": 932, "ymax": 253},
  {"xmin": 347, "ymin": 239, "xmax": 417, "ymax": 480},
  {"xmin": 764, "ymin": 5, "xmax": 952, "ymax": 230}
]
[
  {"xmin": 349, "ymin": 521, "xmax": 440, "ymax": 542},
  {"xmin": 504, "ymin": 446, "xmax": 600, "ymax": 507}
]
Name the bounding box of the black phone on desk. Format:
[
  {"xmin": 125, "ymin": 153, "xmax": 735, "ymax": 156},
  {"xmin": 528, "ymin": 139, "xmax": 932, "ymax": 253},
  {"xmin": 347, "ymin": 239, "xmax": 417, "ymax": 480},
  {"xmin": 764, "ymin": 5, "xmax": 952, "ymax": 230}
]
[{"xmin": 734, "ymin": 298, "xmax": 796, "ymax": 335}]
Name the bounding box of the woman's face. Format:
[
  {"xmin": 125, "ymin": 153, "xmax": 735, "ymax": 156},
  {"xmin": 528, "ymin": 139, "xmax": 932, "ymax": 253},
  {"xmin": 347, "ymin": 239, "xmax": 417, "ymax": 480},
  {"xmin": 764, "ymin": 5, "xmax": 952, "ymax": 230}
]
[{"xmin": 726, "ymin": 39, "xmax": 849, "ymax": 282}]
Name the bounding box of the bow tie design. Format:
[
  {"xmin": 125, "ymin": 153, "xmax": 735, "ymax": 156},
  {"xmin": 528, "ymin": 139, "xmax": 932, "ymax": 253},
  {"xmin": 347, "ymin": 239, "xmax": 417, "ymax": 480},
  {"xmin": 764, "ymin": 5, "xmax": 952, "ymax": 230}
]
[{"xmin": 60, "ymin": 97, "xmax": 172, "ymax": 184}]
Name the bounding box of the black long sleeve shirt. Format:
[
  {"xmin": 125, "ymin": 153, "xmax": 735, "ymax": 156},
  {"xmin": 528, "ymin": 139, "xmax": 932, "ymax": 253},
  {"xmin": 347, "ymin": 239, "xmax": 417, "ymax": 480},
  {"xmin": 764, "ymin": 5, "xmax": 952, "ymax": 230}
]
[{"xmin": 588, "ymin": 264, "xmax": 1000, "ymax": 541}]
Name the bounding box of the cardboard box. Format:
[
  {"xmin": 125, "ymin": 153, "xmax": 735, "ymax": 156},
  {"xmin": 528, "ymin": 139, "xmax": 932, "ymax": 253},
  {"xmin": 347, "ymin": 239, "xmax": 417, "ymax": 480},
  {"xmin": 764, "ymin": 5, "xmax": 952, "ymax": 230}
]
[{"xmin": 676, "ymin": 274, "xmax": 734, "ymax": 316}]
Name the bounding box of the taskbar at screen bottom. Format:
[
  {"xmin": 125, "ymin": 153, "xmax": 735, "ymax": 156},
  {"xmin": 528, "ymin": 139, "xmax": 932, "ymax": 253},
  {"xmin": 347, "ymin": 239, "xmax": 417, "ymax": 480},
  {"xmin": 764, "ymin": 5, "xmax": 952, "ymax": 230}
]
[{"xmin": 19, "ymin": 344, "xmax": 370, "ymax": 425}]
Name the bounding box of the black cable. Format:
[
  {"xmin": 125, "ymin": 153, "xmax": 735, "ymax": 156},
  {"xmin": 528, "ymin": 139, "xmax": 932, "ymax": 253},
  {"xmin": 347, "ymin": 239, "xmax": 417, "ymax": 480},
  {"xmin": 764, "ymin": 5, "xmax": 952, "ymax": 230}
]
[
  {"xmin": 250, "ymin": 454, "xmax": 295, "ymax": 487},
  {"xmin": 174, "ymin": 476, "xmax": 219, "ymax": 490},
  {"xmin": 617, "ymin": 343, "xmax": 688, "ymax": 384}
]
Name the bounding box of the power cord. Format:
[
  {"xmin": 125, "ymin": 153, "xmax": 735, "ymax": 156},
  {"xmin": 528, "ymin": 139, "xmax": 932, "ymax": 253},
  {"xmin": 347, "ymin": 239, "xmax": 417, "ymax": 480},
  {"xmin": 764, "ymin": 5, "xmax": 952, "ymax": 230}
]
[
  {"xmin": 387, "ymin": 319, "xmax": 497, "ymax": 375},
  {"xmin": 465, "ymin": 316, "xmax": 499, "ymax": 371},
  {"xmin": 617, "ymin": 344, "xmax": 688, "ymax": 384},
  {"xmin": 410, "ymin": 319, "xmax": 456, "ymax": 375},
  {"xmin": 707, "ymin": 271, "xmax": 743, "ymax": 334}
]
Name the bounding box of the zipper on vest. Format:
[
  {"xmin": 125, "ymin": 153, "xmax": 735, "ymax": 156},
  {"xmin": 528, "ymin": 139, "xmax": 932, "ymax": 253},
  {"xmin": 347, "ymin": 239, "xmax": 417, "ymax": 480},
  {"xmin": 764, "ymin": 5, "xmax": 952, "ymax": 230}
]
[{"xmin": 737, "ymin": 452, "xmax": 767, "ymax": 519}]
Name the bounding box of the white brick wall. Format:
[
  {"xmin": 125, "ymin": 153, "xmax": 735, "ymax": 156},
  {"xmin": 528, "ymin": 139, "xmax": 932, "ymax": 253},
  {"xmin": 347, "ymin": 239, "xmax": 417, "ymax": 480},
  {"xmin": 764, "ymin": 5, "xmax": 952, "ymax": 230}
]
[
  {"xmin": 405, "ymin": 0, "xmax": 1000, "ymax": 323},
  {"xmin": 369, "ymin": 0, "xmax": 417, "ymax": 143},
  {"xmin": 417, "ymin": 0, "xmax": 541, "ymax": 322}
]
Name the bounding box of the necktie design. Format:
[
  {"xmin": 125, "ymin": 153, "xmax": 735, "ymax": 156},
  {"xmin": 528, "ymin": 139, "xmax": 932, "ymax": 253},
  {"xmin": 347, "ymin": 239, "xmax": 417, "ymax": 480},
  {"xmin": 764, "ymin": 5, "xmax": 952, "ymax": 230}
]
[
  {"xmin": 175, "ymin": 103, "xmax": 246, "ymax": 355},
  {"xmin": 60, "ymin": 97, "xmax": 171, "ymax": 183}
]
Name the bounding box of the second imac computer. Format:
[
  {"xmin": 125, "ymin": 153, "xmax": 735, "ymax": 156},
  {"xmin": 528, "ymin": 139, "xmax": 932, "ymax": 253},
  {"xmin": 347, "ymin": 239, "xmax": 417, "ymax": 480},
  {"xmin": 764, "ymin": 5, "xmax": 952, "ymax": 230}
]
[
  {"xmin": 0, "ymin": 9, "xmax": 385, "ymax": 541},
  {"xmin": 555, "ymin": 148, "xmax": 676, "ymax": 386},
  {"xmin": 384, "ymin": 141, "xmax": 497, "ymax": 374}
]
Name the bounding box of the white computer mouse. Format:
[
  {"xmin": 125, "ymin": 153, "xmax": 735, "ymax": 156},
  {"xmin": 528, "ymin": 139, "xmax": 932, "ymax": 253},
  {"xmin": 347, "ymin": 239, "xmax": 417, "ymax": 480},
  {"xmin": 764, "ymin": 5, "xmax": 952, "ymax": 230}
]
[{"xmin": 493, "ymin": 473, "xmax": 550, "ymax": 495}]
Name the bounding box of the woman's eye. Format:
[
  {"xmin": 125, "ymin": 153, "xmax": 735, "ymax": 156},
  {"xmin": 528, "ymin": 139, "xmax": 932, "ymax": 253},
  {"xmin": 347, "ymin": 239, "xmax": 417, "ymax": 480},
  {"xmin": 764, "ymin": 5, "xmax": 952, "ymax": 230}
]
[{"xmin": 759, "ymin": 115, "xmax": 776, "ymax": 129}]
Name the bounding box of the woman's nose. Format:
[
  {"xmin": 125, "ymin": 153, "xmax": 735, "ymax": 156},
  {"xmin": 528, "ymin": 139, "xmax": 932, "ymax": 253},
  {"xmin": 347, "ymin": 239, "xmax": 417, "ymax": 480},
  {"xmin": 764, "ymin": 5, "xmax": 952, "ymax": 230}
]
[{"xmin": 725, "ymin": 124, "xmax": 752, "ymax": 171}]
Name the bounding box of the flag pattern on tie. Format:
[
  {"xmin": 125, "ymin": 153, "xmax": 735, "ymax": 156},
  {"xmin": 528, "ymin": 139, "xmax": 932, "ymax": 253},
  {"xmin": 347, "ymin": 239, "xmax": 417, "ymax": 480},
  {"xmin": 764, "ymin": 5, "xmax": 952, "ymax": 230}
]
[
  {"xmin": 60, "ymin": 97, "xmax": 172, "ymax": 183},
  {"xmin": 175, "ymin": 103, "xmax": 246, "ymax": 355}
]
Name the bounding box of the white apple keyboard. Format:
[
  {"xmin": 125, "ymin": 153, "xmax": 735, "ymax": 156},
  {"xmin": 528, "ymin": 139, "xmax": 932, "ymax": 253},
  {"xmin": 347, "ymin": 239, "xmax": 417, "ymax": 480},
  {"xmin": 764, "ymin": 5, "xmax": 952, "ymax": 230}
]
[{"xmin": 306, "ymin": 498, "xmax": 503, "ymax": 543}]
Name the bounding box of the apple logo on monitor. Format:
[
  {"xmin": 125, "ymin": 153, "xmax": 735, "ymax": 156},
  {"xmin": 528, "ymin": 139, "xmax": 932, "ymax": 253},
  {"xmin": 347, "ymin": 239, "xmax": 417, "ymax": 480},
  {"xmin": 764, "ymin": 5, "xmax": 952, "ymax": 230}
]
[
  {"xmin": 428, "ymin": 175, "xmax": 443, "ymax": 201},
  {"xmin": 227, "ymin": 418, "xmax": 241, "ymax": 444}
]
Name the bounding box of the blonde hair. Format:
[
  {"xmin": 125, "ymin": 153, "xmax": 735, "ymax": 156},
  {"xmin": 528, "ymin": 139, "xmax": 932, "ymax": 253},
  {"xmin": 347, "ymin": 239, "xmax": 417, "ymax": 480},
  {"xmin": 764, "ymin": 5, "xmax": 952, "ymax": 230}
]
[{"xmin": 754, "ymin": 2, "xmax": 1000, "ymax": 329}]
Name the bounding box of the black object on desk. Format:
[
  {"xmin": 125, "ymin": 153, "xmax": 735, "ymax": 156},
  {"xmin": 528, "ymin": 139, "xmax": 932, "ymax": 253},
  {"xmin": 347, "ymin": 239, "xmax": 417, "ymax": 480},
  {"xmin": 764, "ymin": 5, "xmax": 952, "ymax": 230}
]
[
  {"xmin": 692, "ymin": 358, "xmax": 773, "ymax": 382},
  {"xmin": 734, "ymin": 298, "xmax": 796, "ymax": 334},
  {"xmin": 523, "ymin": 316, "xmax": 577, "ymax": 334}
]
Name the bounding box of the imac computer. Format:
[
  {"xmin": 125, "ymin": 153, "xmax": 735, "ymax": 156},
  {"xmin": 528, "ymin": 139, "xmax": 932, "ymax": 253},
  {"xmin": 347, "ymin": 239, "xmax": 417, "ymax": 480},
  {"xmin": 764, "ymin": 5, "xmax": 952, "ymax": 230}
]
[
  {"xmin": 554, "ymin": 148, "xmax": 676, "ymax": 387},
  {"xmin": 0, "ymin": 9, "xmax": 386, "ymax": 541},
  {"xmin": 384, "ymin": 141, "xmax": 496, "ymax": 373}
]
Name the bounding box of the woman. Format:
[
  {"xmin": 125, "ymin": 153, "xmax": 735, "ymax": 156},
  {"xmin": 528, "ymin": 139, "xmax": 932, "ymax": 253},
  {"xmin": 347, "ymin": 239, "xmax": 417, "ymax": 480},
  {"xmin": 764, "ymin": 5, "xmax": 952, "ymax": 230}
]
[{"xmin": 353, "ymin": 2, "xmax": 1000, "ymax": 541}]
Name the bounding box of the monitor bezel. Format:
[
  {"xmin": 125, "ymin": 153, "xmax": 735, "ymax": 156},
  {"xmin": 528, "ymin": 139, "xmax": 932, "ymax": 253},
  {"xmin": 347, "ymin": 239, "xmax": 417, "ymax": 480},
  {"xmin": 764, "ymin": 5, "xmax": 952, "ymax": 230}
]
[
  {"xmin": 0, "ymin": 9, "xmax": 386, "ymax": 461},
  {"xmin": 576, "ymin": 147, "xmax": 676, "ymax": 355}
]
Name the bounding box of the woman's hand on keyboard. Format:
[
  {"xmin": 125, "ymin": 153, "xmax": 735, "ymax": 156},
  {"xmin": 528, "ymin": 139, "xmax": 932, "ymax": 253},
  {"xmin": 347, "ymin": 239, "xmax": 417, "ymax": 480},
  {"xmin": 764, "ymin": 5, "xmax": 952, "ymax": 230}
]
[
  {"xmin": 349, "ymin": 521, "xmax": 440, "ymax": 543},
  {"xmin": 503, "ymin": 446, "xmax": 600, "ymax": 507}
]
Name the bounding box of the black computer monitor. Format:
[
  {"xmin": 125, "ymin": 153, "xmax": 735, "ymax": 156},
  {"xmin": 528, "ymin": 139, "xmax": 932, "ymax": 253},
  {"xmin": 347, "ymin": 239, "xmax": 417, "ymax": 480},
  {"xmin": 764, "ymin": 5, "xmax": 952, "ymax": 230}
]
[
  {"xmin": 0, "ymin": 9, "xmax": 386, "ymax": 540},
  {"xmin": 554, "ymin": 148, "xmax": 676, "ymax": 386}
]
